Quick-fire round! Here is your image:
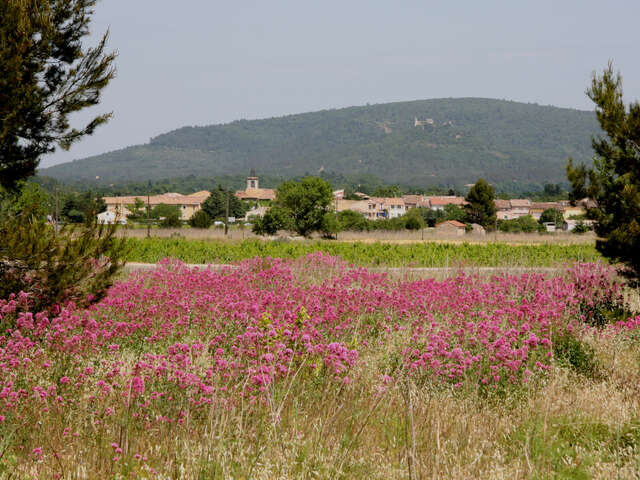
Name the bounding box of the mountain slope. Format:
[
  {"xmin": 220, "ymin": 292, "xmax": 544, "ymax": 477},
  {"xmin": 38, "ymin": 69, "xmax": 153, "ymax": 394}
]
[{"xmin": 41, "ymin": 98, "xmax": 599, "ymax": 189}]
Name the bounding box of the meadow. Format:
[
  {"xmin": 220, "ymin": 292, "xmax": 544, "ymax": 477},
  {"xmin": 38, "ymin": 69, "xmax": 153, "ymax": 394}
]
[
  {"xmin": 125, "ymin": 237, "xmax": 601, "ymax": 268},
  {"xmin": 1, "ymin": 254, "xmax": 639, "ymax": 479}
]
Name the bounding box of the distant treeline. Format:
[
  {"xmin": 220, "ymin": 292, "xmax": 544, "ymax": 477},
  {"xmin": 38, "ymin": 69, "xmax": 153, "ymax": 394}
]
[{"xmin": 35, "ymin": 171, "xmax": 569, "ymax": 200}]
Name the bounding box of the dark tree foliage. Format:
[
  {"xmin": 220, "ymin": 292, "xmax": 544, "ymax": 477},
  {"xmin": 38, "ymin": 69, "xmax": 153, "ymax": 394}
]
[
  {"xmin": 372, "ymin": 185, "xmax": 402, "ymax": 198},
  {"xmin": 272, "ymin": 177, "xmax": 334, "ymax": 237},
  {"xmin": 403, "ymin": 208, "xmax": 424, "ymax": 230},
  {"xmin": 465, "ymin": 179, "xmax": 497, "ymax": 228},
  {"xmin": 59, "ymin": 191, "xmax": 105, "ymax": 223},
  {"xmin": 151, "ymin": 203, "xmax": 180, "ymax": 219},
  {"xmin": 567, "ymin": 63, "xmax": 640, "ymax": 282},
  {"xmin": 337, "ymin": 210, "xmax": 371, "ymax": 231},
  {"xmin": 539, "ymin": 208, "xmax": 564, "ymax": 225},
  {"xmin": 252, "ymin": 206, "xmax": 292, "ymax": 236},
  {"xmin": 0, "ymin": 202, "xmax": 127, "ymax": 313},
  {"xmin": 188, "ymin": 210, "xmax": 212, "ymax": 229},
  {"xmin": 0, "ymin": 0, "xmax": 116, "ymax": 189},
  {"xmin": 498, "ymin": 215, "xmax": 543, "ymax": 233},
  {"xmin": 201, "ymin": 187, "xmax": 248, "ymax": 220},
  {"xmin": 320, "ymin": 212, "xmax": 339, "ymax": 239},
  {"xmin": 159, "ymin": 213, "xmax": 181, "ymax": 228},
  {"xmin": 543, "ymin": 183, "xmax": 563, "ymax": 197}
]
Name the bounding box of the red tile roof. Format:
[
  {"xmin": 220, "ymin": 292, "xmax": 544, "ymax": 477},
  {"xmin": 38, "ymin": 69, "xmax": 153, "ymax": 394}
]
[
  {"xmin": 428, "ymin": 196, "xmax": 467, "ymax": 206},
  {"xmin": 437, "ymin": 220, "xmax": 466, "ymax": 228},
  {"xmin": 234, "ymin": 188, "xmax": 276, "ymax": 201}
]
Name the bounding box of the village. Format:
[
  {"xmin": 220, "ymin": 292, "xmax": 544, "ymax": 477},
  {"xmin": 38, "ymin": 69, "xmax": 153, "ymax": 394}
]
[{"xmin": 99, "ymin": 173, "xmax": 593, "ymax": 235}]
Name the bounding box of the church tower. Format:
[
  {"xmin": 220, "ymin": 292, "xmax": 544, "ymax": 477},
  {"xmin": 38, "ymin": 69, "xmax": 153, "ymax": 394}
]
[{"xmin": 247, "ymin": 169, "xmax": 258, "ymax": 190}]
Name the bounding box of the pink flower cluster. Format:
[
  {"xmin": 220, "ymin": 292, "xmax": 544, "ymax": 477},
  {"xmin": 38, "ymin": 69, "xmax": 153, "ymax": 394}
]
[{"xmin": 0, "ymin": 254, "xmax": 635, "ymax": 455}]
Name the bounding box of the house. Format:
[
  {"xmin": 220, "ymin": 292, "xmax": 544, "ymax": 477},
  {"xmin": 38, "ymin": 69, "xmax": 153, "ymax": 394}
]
[
  {"xmin": 435, "ymin": 220, "xmax": 466, "ymax": 236},
  {"xmin": 244, "ymin": 205, "xmax": 270, "ymax": 221},
  {"xmin": 563, "ymin": 219, "xmax": 595, "ymax": 231},
  {"xmin": 427, "ymin": 196, "xmax": 467, "ymax": 211},
  {"xmin": 364, "ymin": 198, "xmax": 386, "ymax": 219},
  {"xmin": 234, "ymin": 173, "xmax": 276, "ymax": 202},
  {"xmin": 469, "ymin": 223, "xmax": 486, "ymax": 235},
  {"xmin": 559, "ymin": 198, "xmax": 594, "ymax": 220},
  {"xmin": 333, "ymin": 190, "xmax": 345, "ymax": 200},
  {"xmin": 530, "ymin": 202, "xmax": 563, "ymax": 220},
  {"xmin": 494, "ymin": 199, "xmax": 512, "ymax": 220},
  {"xmin": 383, "ymin": 197, "xmax": 406, "ymax": 218},
  {"xmin": 102, "ymin": 191, "xmax": 210, "ymax": 220},
  {"xmin": 97, "ymin": 210, "xmax": 127, "ymax": 225},
  {"xmin": 336, "ymin": 199, "xmax": 369, "ymax": 214},
  {"xmin": 353, "ymin": 192, "xmax": 370, "ymax": 200},
  {"xmin": 363, "ymin": 197, "xmax": 407, "ymax": 219},
  {"xmin": 402, "ymin": 195, "xmax": 430, "ymax": 209},
  {"xmin": 508, "ymin": 199, "xmax": 531, "ymax": 218}
]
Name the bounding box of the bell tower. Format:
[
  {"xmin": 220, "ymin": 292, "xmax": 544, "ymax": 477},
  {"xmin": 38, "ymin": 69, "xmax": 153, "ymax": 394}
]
[{"xmin": 247, "ymin": 169, "xmax": 258, "ymax": 190}]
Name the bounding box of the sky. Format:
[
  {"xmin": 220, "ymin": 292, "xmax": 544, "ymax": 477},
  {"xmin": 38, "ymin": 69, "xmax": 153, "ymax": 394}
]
[{"xmin": 41, "ymin": 0, "xmax": 640, "ymax": 168}]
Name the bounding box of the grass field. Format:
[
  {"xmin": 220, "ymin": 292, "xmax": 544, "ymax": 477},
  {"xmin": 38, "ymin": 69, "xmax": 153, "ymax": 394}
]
[{"xmin": 125, "ymin": 237, "xmax": 601, "ymax": 268}]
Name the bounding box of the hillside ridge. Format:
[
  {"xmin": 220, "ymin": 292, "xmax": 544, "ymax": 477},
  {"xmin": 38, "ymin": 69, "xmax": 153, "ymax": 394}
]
[{"xmin": 42, "ymin": 97, "xmax": 599, "ymax": 190}]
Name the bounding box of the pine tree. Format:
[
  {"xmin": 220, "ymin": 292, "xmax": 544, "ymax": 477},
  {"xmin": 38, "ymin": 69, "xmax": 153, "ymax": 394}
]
[
  {"xmin": 0, "ymin": 0, "xmax": 116, "ymax": 189},
  {"xmin": 465, "ymin": 179, "xmax": 496, "ymax": 228},
  {"xmin": 567, "ymin": 63, "xmax": 640, "ymax": 282}
]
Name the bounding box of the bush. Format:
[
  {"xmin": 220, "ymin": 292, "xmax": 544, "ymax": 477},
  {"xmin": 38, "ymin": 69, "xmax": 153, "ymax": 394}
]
[
  {"xmin": 151, "ymin": 203, "xmax": 180, "ymax": 220},
  {"xmin": 404, "ymin": 208, "xmax": 424, "ymax": 230},
  {"xmin": 320, "ymin": 212, "xmax": 339, "ymax": 239},
  {"xmin": 572, "ymin": 221, "xmax": 590, "ymax": 234},
  {"xmin": 553, "ymin": 331, "xmax": 600, "ymax": 379},
  {"xmin": 539, "ymin": 208, "xmax": 563, "ymax": 225},
  {"xmin": 252, "ymin": 207, "xmax": 292, "ymax": 235},
  {"xmin": 188, "ymin": 210, "xmax": 212, "ymax": 229},
  {"xmin": 337, "ymin": 210, "xmax": 370, "ymax": 231},
  {"xmin": 160, "ymin": 213, "xmax": 182, "ymax": 228},
  {"xmin": 0, "ymin": 214, "xmax": 128, "ymax": 313},
  {"xmin": 65, "ymin": 208, "xmax": 86, "ymax": 224},
  {"xmin": 498, "ymin": 215, "xmax": 544, "ymax": 233}
]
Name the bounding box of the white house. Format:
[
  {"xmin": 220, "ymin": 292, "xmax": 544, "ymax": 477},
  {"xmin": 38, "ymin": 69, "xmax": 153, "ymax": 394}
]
[{"xmin": 97, "ymin": 210, "xmax": 127, "ymax": 225}]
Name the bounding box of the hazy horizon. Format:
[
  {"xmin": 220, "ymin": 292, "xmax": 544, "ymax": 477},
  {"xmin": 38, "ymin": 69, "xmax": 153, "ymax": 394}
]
[{"xmin": 41, "ymin": 0, "xmax": 640, "ymax": 168}]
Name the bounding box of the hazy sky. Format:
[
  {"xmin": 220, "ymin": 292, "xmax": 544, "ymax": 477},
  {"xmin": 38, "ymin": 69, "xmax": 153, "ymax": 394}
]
[{"xmin": 41, "ymin": 0, "xmax": 640, "ymax": 168}]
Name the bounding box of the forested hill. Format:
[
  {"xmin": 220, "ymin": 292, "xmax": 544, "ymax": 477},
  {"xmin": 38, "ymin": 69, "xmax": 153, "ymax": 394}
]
[{"xmin": 41, "ymin": 98, "xmax": 599, "ymax": 190}]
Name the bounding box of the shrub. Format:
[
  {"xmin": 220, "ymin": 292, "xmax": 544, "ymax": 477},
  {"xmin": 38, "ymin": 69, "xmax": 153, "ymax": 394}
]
[
  {"xmin": 572, "ymin": 221, "xmax": 590, "ymax": 234},
  {"xmin": 320, "ymin": 212, "xmax": 339, "ymax": 239},
  {"xmin": 337, "ymin": 210, "xmax": 370, "ymax": 231},
  {"xmin": 160, "ymin": 213, "xmax": 182, "ymax": 228},
  {"xmin": 553, "ymin": 331, "xmax": 600, "ymax": 379},
  {"xmin": 404, "ymin": 208, "xmax": 424, "ymax": 230},
  {"xmin": 65, "ymin": 208, "xmax": 86, "ymax": 224},
  {"xmin": 0, "ymin": 214, "xmax": 127, "ymax": 313},
  {"xmin": 252, "ymin": 207, "xmax": 291, "ymax": 235},
  {"xmin": 151, "ymin": 203, "xmax": 180, "ymax": 219},
  {"xmin": 498, "ymin": 215, "xmax": 544, "ymax": 233},
  {"xmin": 539, "ymin": 208, "xmax": 564, "ymax": 225},
  {"xmin": 188, "ymin": 210, "xmax": 212, "ymax": 229}
]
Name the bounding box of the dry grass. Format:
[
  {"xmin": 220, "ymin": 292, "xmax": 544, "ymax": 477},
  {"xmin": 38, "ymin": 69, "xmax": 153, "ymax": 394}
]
[
  {"xmin": 118, "ymin": 227, "xmax": 597, "ymax": 245},
  {"xmin": 8, "ymin": 323, "xmax": 640, "ymax": 479}
]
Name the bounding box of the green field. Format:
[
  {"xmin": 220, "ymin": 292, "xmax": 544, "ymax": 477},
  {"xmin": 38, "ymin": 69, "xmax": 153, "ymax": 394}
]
[{"xmin": 125, "ymin": 238, "xmax": 601, "ymax": 267}]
